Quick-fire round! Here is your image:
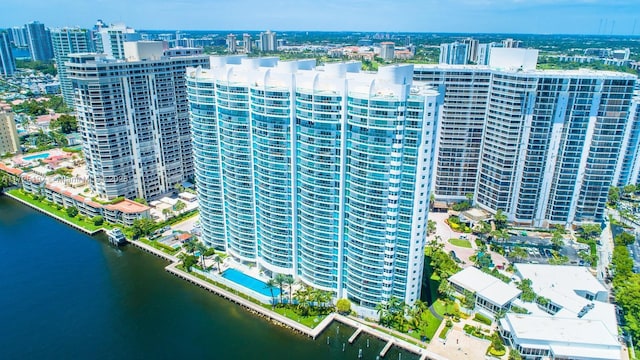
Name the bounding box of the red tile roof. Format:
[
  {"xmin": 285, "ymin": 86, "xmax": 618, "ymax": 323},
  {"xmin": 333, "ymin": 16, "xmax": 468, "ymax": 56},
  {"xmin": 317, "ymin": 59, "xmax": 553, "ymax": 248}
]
[{"xmin": 0, "ymin": 163, "xmax": 23, "ymax": 176}]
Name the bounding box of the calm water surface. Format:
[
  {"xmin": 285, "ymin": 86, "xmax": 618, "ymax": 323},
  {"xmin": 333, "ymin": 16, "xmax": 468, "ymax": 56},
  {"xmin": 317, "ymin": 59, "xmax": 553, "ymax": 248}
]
[{"xmin": 0, "ymin": 196, "xmax": 420, "ymax": 360}]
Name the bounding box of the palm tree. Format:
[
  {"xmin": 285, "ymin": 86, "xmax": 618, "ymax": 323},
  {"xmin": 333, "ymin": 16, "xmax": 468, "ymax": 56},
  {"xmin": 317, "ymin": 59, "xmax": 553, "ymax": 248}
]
[
  {"xmin": 274, "ymin": 273, "xmax": 286, "ymax": 306},
  {"xmin": 195, "ymin": 242, "xmax": 207, "ymax": 269},
  {"xmin": 494, "ymin": 209, "xmax": 507, "ymax": 230},
  {"xmin": 511, "ymin": 247, "xmax": 528, "ymax": 263},
  {"xmin": 294, "ymin": 285, "xmax": 311, "ymax": 316},
  {"xmin": 375, "ymin": 301, "xmax": 389, "ymax": 326},
  {"xmin": 284, "ymin": 275, "xmax": 295, "ymax": 306},
  {"xmin": 266, "ymin": 279, "xmax": 278, "ymax": 307},
  {"xmin": 213, "ymin": 254, "xmax": 222, "ymax": 273},
  {"xmin": 182, "ymin": 239, "xmax": 197, "ymax": 254}
]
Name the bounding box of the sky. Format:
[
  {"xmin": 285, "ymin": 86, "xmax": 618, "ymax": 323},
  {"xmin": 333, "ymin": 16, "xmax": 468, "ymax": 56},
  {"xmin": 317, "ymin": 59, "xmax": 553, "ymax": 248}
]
[{"xmin": 1, "ymin": 0, "xmax": 639, "ymax": 35}]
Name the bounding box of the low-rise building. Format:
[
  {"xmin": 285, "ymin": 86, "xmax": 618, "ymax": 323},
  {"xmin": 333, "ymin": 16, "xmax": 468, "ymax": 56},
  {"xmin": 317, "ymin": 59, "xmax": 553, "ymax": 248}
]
[
  {"xmin": 448, "ymin": 267, "xmax": 521, "ymax": 316},
  {"xmin": 498, "ymin": 264, "xmax": 621, "ymax": 360}
]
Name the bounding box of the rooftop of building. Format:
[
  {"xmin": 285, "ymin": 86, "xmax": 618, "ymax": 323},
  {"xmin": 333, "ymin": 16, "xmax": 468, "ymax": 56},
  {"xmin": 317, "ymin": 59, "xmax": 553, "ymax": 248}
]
[
  {"xmin": 413, "ymin": 63, "xmax": 636, "ymax": 78},
  {"xmin": 448, "ymin": 266, "xmax": 521, "ymax": 306},
  {"xmin": 104, "ymin": 199, "xmax": 150, "ymax": 214},
  {"xmin": 500, "ymin": 314, "xmax": 620, "ymax": 358}
]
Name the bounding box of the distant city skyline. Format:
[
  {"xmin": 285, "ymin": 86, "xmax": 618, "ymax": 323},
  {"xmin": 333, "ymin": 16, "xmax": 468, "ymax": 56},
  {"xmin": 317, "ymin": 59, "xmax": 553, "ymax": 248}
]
[{"xmin": 1, "ymin": 0, "xmax": 639, "ymax": 35}]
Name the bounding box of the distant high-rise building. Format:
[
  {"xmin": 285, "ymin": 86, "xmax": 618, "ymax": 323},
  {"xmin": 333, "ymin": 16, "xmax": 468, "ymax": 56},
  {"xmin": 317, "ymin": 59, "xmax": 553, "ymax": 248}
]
[
  {"xmin": 462, "ymin": 38, "xmax": 479, "ymax": 63},
  {"xmin": 0, "ymin": 32, "xmax": 16, "ymax": 77},
  {"xmin": 226, "ymin": 34, "xmax": 236, "ymax": 53},
  {"xmin": 259, "ymin": 30, "xmax": 276, "ymax": 52},
  {"xmin": 501, "ymin": 38, "xmax": 522, "ymax": 48},
  {"xmin": 95, "ymin": 23, "xmax": 140, "ymax": 60},
  {"xmin": 25, "ymin": 21, "xmax": 54, "ymax": 61},
  {"xmin": 439, "ymin": 42, "xmax": 468, "ymax": 65},
  {"xmin": 51, "ymin": 28, "xmax": 94, "ymax": 107},
  {"xmin": 187, "ymin": 58, "xmax": 438, "ymax": 313},
  {"xmin": 476, "ymin": 42, "xmax": 501, "ymax": 66},
  {"xmin": 242, "ymin": 33, "xmax": 252, "ymax": 53},
  {"xmin": 67, "ymin": 42, "xmax": 209, "ymax": 200},
  {"xmin": 0, "ymin": 110, "xmax": 20, "ymax": 155},
  {"xmin": 10, "ymin": 26, "xmax": 28, "ymax": 47},
  {"xmin": 379, "ymin": 42, "xmax": 395, "ymax": 61}
]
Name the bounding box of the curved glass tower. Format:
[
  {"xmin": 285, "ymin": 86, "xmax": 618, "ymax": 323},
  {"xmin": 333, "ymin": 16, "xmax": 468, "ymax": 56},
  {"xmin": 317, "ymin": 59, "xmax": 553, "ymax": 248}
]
[{"xmin": 187, "ymin": 57, "xmax": 438, "ymax": 313}]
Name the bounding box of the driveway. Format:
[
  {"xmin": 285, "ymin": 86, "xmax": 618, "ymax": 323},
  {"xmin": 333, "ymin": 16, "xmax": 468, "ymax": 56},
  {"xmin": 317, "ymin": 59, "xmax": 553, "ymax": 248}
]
[{"xmin": 428, "ymin": 211, "xmax": 508, "ymax": 268}]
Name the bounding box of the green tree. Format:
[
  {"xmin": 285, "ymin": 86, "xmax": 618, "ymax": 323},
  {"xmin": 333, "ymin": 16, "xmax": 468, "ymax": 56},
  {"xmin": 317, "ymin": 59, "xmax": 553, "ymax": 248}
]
[
  {"xmin": 266, "ymin": 279, "xmax": 278, "ymax": 307},
  {"xmin": 494, "ymin": 209, "xmax": 507, "ymax": 230},
  {"xmin": 182, "ymin": 239, "xmax": 197, "ymax": 254},
  {"xmin": 66, "ymin": 206, "xmax": 78, "ymax": 218},
  {"xmin": 213, "ymin": 254, "xmax": 222, "ymax": 273},
  {"xmin": 509, "ymin": 348, "xmax": 523, "ymax": 360},
  {"xmin": 178, "ymin": 253, "xmax": 197, "ymax": 272},
  {"xmin": 579, "ymin": 223, "xmax": 602, "ymax": 241},
  {"xmin": 284, "ymin": 275, "xmax": 295, "ymax": 305},
  {"xmin": 195, "ymin": 241, "xmax": 207, "ymax": 268},
  {"xmin": 274, "ymin": 273, "xmax": 287, "ymax": 306},
  {"xmin": 174, "ymin": 199, "xmax": 186, "ymax": 214},
  {"xmin": 91, "ymin": 215, "xmax": 104, "ymax": 226},
  {"xmin": 336, "ymin": 298, "xmax": 351, "ymax": 314},
  {"xmin": 623, "ymin": 184, "xmax": 637, "ymax": 195},
  {"xmin": 511, "ymin": 247, "xmax": 528, "ymax": 262},
  {"xmin": 133, "ymin": 197, "xmax": 148, "ymax": 205},
  {"xmin": 615, "ymin": 232, "xmax": 635, "ymax": 246},
  {"xmin": 50, "ymin": 114, "xmax": 77, "ymax": 134},
  {"xmin": 551, "ymin": 231, "xmax": 564, "ymax": 250},
  {"xmin": 427, "ymin": 219, "xmax": 437, "ymax": 235},
  {"xmin": 131, "ymin": 218, "xmax": 155, "ymax": 239},
  {"xmin": 608, "ymin": 186, "xmax": 620, "ymax": 206}
]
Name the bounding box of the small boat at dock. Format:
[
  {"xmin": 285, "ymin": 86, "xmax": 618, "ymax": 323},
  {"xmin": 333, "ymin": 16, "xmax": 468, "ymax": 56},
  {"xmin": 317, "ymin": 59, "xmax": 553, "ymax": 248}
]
[{"xmin": 107, "ymin": 228, "xmax": 127, "ymax": 246}]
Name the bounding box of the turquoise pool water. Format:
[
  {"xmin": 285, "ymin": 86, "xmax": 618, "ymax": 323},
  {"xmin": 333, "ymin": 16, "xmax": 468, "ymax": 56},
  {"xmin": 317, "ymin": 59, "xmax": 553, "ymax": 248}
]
[
  {"xmin": 222, "ymin": 268, "xmax": 280, "ymax": 297},
  {"xmin": 23, "ymin": 153, "xmax": 50, "ymax": 161}
]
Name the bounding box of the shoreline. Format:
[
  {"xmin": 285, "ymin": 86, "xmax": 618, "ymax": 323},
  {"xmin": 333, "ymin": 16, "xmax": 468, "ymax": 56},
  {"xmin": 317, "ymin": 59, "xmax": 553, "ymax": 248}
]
[
  {"xmin": 4, "ymin": 191, "xmax": 104, "ymax": 235},
  {"xmin": 3, "ymin": 193, "xmax": 442, "ymax": 360}
]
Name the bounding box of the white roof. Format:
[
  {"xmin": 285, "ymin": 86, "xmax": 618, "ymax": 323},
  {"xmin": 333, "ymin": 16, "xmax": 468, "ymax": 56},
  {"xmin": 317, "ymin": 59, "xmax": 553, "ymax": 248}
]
[
  {"xmin": 449, "ymin": 267, "xmax": 521, "ymax": 306},
  {"xmin": 503, "ymin": 313, "xmax": 620, "ymax": 348},
  {"xmin": 515, "ymin": 264, "xmax": 606, "ymax": 313},
  {"xmin": 179, "ymin": 192, "xmax": 197, "ymax": 200},
  {"xmin": 550, "ymin": 344, "xmax": 621, "ymax": 360}
]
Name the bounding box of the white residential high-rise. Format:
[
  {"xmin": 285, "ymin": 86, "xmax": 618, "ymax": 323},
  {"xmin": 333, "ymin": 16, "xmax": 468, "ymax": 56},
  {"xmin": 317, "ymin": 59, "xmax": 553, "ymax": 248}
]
[
  {"xmin": 462, "ymin": 38, "xmax": 479, "ymax": 63},
  {"xmin": 439, "ymin": 42, "xmax": 468, "ymax": 65},
  {"xmin": 259, "ymin": 30, "xmax": 277, "ymax": 52},
  {"xmin": 242, "ymin": 34, "xmax": 252, "ymax": 53},
  {"xmin": 415, "ymin": 48, "xmax": 637, "ymax": 227},
  {"xmin": 67, "ymin": 42, "xmax": 209, "ymax": 201},
  {"xmin": 380, "ymin": 42, "xmax": 395, "ymax": 61},
  {"xmin": 413, "ymin": 65, "xmax": 492, "ymax": 201},
  {"xmin": 226, "ymin": 34, "xmax": 236, "ymax": 53},
  {"xmin": 187, "ymin": 57, "xmax": 439, "ymax": 313},
  {"xmin": 0, "ymin": 32, "xmax": 16, "ymax": 77},
  {"xmin": 95, "ymin": 23, "xmax": 140, "ymax": 60},
  {"xmin": 51, "ymin": 28, "xmax": 94, "ymax": 107}
]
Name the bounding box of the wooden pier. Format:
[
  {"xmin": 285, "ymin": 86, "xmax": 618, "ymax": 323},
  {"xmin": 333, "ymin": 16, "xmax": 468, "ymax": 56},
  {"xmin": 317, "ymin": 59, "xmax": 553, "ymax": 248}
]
[{"xmin": 348, "ymin": 327, "xmax": 363, "ymax": 344}]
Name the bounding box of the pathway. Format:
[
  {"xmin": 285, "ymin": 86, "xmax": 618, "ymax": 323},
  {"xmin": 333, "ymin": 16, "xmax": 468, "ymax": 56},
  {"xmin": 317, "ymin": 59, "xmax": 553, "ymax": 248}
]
[{"xmin": 428, "ymin": 304, "xmax": 444, "ymax": 321}]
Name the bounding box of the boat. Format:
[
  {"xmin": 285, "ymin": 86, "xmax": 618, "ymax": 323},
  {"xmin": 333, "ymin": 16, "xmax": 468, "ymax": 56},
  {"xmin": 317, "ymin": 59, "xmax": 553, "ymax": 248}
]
[{"xmin": 107, "ymin": 228, "xmax": 127, "ymax": 246}]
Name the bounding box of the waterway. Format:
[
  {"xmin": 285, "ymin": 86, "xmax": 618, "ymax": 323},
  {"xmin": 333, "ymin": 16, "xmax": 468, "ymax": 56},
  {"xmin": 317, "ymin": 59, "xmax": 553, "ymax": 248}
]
[{"xmin": 0, "ymin": 196, "xmax": 421, "ymax": 360}]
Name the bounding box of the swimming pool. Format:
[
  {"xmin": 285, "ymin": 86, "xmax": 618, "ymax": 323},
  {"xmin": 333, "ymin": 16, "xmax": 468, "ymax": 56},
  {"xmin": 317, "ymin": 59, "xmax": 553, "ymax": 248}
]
[
  {"xmin": 23, "ymin": 153, "xmax": 50, "ymax": 161},
  {"xmin": 222, "ymin": 268, "xmax": 281, "ymax": 297}
]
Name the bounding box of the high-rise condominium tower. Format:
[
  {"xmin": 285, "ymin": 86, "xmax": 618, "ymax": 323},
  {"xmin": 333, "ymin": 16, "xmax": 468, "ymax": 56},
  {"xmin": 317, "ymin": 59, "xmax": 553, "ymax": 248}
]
[
  {"xmin": 226, "ymin": 34, "xmax": 236, "ymax": 53},
  {"xmin": 25, "ymin": 21, "xmax": 54, "ymax": 61},
  {"xmin": 10, "ymin": 27, "xmax": 28, "ymax": 48},
  {"xmin": 415, "ymin": 50, "xmax": 637, "ymax": 227},
  {"xmin": 614, "ymin": 96, "xmax": 640, "ymax": 187},
  {"xmin": 413, "ymin": 65, "xmax": 492, "ymax": 201},
  {"xmin": 259, "ymin": 30, "xmax": 277, "ymax": 52},
  {"xmin": 187, "ymin": 57, "xmax": 439, "ymax": 312},
  {"xmin": 0, "ymin": 32, "xmax": 16, "ymax": 77},
  {"xmin": 95, "ymin": 23, "xmax": 140, "ymax": 60},
  {"xmin": 67, "ymin": 42, "xmax": 209, "ymax": 201},
  {"xmin": 439, "ymin": 42, "xmax": 468, "ymax": 65},
  {"xmin": 51, "ymin": 28, "xmax": 94, "ymax": 107}
]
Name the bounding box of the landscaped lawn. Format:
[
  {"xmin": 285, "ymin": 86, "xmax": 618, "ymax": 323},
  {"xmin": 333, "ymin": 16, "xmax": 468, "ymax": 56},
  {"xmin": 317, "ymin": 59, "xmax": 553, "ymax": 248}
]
[
  {"xmin": 8, "ymin": 189, "xmax": 107, "ymax": 232},
  {"xmin": 407, "ymin": 310, "xmax": 442, "ymax": 342},
  {"xmin": 139, "ymin": 237, "xmax": 180, "ymax": 255},
  {"xmin": 448, "ymin": 238, "xmax": 472, "ymax": 248},
  {"xmin": 272, "ymin": 306, "xmax": 325, "ymax": 328},
  {"xmin": 432, "ymin": 299, "xmax": 459, "ymax": 317}
]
